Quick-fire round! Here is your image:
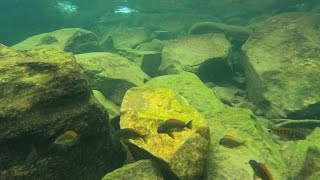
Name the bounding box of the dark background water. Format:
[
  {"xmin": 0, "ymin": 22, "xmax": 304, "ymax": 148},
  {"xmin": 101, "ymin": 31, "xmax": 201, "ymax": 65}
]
[{"xmin": 0, "ymin": 0, "xmax": 318, "ymax": 46}]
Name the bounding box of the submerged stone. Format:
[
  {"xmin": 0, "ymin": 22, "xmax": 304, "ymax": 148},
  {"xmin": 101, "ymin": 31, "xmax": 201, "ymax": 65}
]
[
  {"xmin": 120, "ymin": 87, "xmax": 209, "ymax": 179},
  {"xmin": 11, "ymin": 28, "xmax": 101, "ymax": 54},
  {"xmin": 242, "ymin": 12, "xmax": 320, "ymax": 119},
  {"xmin": 0, "ymin": 45, "xmax": 125, "ymax": 179}
]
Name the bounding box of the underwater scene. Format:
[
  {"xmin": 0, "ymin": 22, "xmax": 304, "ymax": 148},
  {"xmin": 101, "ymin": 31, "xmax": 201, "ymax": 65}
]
[{"xmin": 0, "ymin": 0, "xmax": 320, "ymax": 179}]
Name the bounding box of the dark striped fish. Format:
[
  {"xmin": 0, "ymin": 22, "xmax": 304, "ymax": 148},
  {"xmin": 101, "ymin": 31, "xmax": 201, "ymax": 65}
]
[
  {"xmin": 157, "ymin": 119, "xmax": 192, "ymax": 139},
  {"xmin": 270, "ymin": 125, "xmax": 306, "ymax": 140},
  {"xmin": 116, "ymin": 128, "xmax": 148, "ymax": 143},
  {"xmin": 249, "ymin": 160, "xmax": 273, "ymax": 180}
]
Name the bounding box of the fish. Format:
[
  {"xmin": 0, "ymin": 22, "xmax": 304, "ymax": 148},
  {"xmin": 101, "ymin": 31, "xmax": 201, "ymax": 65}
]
[
  {"xmin": 25, "ymin": 145, "xmax": 39, "ymax": 165},
  {"xmin": 270, "ymin": 125, "xmax": 306, "ymax": 140},
  {"xmin": 157, "ymin": 119, "xmax": 192, "ymax": 139},
  {"xmin": 54, "ymin": 130, "xmax": 78, "ymax": 146},
  {"xmin": 249, "ymin": 160, "xmax": 273, "ymax": 180},
  {"xmin": 219, "ymin": 135, "xmax": 247, "ymax": 149},
  {"xmin": 116, "ymin": 128, "xmax": 148, "ymax": 143}
]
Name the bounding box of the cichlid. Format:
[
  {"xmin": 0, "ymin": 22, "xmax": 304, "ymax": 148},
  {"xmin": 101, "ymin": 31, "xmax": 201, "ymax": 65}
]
[
  {"xmin": 270, "ymin": 125, "xmax": 306, "ymax": 140},
  {"xmin": 116, "ymin": 128, "xmax": 148, "ymax": 143},
  {"xmin": 219, "ymin": 135, "xmax": 247, "ymax": 149},
  {"xmin": 249, "ymin": 160, "xmax": 273, "ymax": 180},
  {"xmin": 54, "ymin": 130, "xmax": 78, "ymax": 146},
  {"xmin": 157, "ymin": 119, "xmax": 192, "ymax": 139}
]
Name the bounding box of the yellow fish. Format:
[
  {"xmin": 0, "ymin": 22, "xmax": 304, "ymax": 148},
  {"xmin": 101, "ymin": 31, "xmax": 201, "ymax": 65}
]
[{"xmin": 54, "ymin": 130, "xmax": 78, "ymax": 146}]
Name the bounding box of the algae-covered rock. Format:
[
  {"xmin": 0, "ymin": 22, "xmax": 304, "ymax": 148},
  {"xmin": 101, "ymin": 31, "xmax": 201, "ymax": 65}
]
[
  {"xmin": 75, "ymin": 52, "xmax": 148, "ymax": 105},
  {"xmin": 242, "ymin": 12, "xmax": 320, "ymax": 119},
  {"xmin": 0, "ymin": 45, "xmax": 125, "ymax": 179},
  {"xmin": 120, "ymin": 87, "xmax": 210, "ymax": 179},
  {"xmin": 11, "ymin": 28, "xmax": 101, "ymax": 54},
  {"xmin": 145, "ymin": 72, "xmax": 225, "ymax": 115},
  {"xmin": 205, "ymin": 110, "xmax": 290, "ymax": 179},
  {"xmin": 189, "ymin": 21, "xmax": 253, "ymax": 44},
  {"xmin": 102, "ymin": 160, "xmax": 164, "ymax": 180},
  {"xmin": 100, "ymin": 27, "xmax": 151, "ymax": 50},
  {"xmin": 143, "ymin": 72, "xmax": 289, "ymax": 179},
  {"xmin": 159, "ymin": 33, "xmax": 231, "ymax": 75},
  {"xmin": 93, "ymin": 90, "xmax": 120, "ymax": 122},
  {"xmin": 118, "ymin": 48, "xmax": 162, "ymax": 77}
]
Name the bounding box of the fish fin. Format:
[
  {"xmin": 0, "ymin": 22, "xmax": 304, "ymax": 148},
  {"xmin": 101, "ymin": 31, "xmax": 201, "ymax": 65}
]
[
  {"xmin": 167, "ymin": 132, "xmax": 175, "ymax": 139},
  {"xmin": 186, "ymin": 120, "xmax": 192, "ymax": 129},
  {"xmin": 242, "ymin": 141, "xmax": 248, "ymax": 148},
  {"xmin": 25, "ymin": 145, "xmax": 39, "ymax": 165},
  {"xmin": 142, "ymin": 135, "xmax": 148, "ymax": 143}
]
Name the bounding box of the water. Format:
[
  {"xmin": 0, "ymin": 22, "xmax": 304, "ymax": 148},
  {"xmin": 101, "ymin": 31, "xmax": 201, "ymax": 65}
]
[{"xmin": 0, "ymin": 0, "xmax": 320, "ymax": 179}]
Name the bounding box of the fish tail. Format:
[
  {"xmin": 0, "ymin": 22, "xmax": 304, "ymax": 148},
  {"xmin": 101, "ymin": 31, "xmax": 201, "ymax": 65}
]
[
  {"xmin": 186, "ymin": 120, "xmax": 192, "ymax": 129},
  {"xmin": 142, "ymin": 135, "xmax": 148, "ymax": 143},
  {"xmin": 242, "ymin": 140, "xmax": 248, "ymax": 148}
]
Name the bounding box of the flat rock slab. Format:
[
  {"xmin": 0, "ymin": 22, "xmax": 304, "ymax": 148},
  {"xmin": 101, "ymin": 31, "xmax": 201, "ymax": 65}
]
[
  {"xmin": 11, "ymin": 28, "xmax": 101, "ymax": 54},
  {"xmin": 102, "ymin": 160, "xmax": 163, "ymax": 180},
  {"xmin": 242, "ymin": 12, "xmax": 320, "ymax": 119},
  {"xmin": 159, "ymin": 33, "xmax": 231, "ymax": 74}
]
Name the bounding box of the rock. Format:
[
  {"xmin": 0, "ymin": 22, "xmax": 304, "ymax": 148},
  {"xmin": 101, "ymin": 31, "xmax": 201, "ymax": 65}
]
[
  {"xmin": 0, "ymin": 45, "xmax": 125, "ymax": 179},
  {"xmin": 93, "ymin": 90, "xmax": 120, "ymax": 127},
  {"xmin": 102, "ymin": 160, "xmax": 164, "ymax": 180},
  {"xmin": 205, "ymin": 112, "xmax": 290, "ymax": 179},
  {"xmin": 100, "ymin": 27, "xmax": 151, "ymax": 50},
  {"xmin": 242, "ymin": 12, "xmax": 320, "ymax": 119},
  {"xmin": 213, "ymin": 86, "xmax": 241, "ymax": 106},
  {"xmin": 152, "ymin": 31, "xmax": 173, "ymax": 40},
  {"xmin": 120, "ymin": 87, "xmax": 210, "ymax": 179},
  {"xmin": 188, "ymin": 21, "xmax": 253, "ymax": 44},
  {"xmin": 144, "ymin": 71, "xmax": 289, "ymax": 179},
  {"xmin": 75, "ymin": 52, "xmax": 148, "ymax": 105},
  {"xmin": 118, "ymin": 48, "xmax": 162, "ymax": 77},
  {"xmin": 145, "ymin": 72, "xmax": 226, "ymax": 114},
  {"xmin": 136, "ymin": 39, "xmax": 164, "ymax": 52},
  {"xmin": 11, "ymin": 28, "xmax": 101, "ymax": 54},
  {"xmin": 159, "ymin": 33, "xmax": 231, "ymax": 76}
]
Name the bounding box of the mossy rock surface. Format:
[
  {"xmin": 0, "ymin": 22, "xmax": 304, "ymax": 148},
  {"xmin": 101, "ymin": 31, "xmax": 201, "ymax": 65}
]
[
  {"xmin": 11, "ymin": 28, "xmax": 101, "ymax": 54},
  {"xmin": 75, "ymin": 52, "xmax": 148, "ymax": 105},
  {"xmin": 93, "ymin": 90, "xmax": 120, "ymax": 122},
  {"xmin": 145, "ymin": 72, "xmax": 225, "ymax": 115},
  {"xmin": 242, "ymin": 12, "xmax": 320, "ymax": 119},
  {"xmin": 159, "ymin": 33, "xmax": 231, "ymax": 75},
  {"xmin": 120, "ymin": 87, "xmax": 209, "ymax": 179},
  {"xmin": 102, "ymin": 160, "xmax": 164, "ymax": 180},
  {"xmin": 100, "ymin": 27, "xmax": 150, "ymax": 50},
  {"xmin": 0, "ymin": 45, "xmax": 125, "ymax": 179}
]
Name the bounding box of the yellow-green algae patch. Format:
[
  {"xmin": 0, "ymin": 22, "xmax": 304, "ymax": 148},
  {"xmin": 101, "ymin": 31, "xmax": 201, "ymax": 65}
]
[{"xmin": 120, "ymin": 87, "xmax": 209, "ymax": 178}]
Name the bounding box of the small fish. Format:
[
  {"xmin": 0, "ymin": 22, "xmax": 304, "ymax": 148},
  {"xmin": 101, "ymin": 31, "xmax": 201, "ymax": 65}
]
[
  {"xmin": 116, "ymin": 128, "xmax": 148, "ymax": 143},
  {"xmin": 157, "ymin": 119, "xmax": 192, "ymax": 139},
  {"xmin": 270, "ymin": 125, "xmax": 306, "ymax": 140},
  {"xmin": 219, "ymin": 135, "xmax": 247, "ymax": 149},
  {"xmin": 25, "ymin": 145, "xmax": 39, "ymax": 165},
  {"xmin": 54, "ymin": 130, "xmax": 78, "ymax": 146},
  {"xmin": 249, "ymin": 160, "xmax": 273, "ymax": 180}
]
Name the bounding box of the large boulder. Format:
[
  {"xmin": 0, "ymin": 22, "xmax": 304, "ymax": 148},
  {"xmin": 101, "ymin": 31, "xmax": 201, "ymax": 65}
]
[
  {"xmin": 102, "ymin": 160, "xmax": 164, "ymax": 180},
  {"xmin": 0, "ymin": 45, "xmax": 125, "ymax": 179},
  {"xmin": 144, "ymin": 72, "xmax": 289, "ymax": 179},
  {"xmin": 100, "ymin": 27, "xmax": 151, "ymax": 50},
  {"xmin": 11, "ymin": 28, "xmax": 101, "ymax": 54},
  {"xmin": 242, "ymin": 12, "xmax": 320, "ymax": 119},
  {"xmin": 120, "ymin": 87, "xmax": 210, "ymax": 179},
  {"xmin": 158, "ymin": 33, "xmax": 231, "ymax": 80},
  {"xmin": 189, "ymin": 21, "xmax": 253, "ymax": 44},
  {"xmin": 118, "ymin": 48, "xmax": 162, "ymax": 77},
  {"xmin": 75, "ymin": 52, "xmax": 148, "ymax": 105}
]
